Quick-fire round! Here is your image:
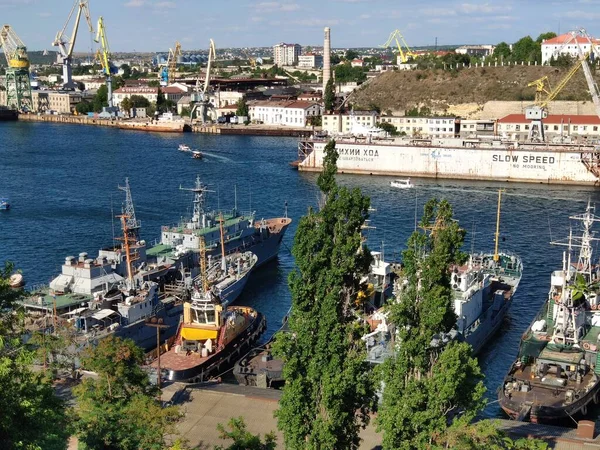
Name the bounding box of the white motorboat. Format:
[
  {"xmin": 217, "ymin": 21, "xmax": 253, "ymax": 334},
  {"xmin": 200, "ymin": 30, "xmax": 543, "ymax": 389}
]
[
  {"xmin": 178, "ymin": 144, "xmax": 191, "ymax": 152},
  {"xmin": 390, "ymin": 178, "xmax": 414, "ymax": 189}
]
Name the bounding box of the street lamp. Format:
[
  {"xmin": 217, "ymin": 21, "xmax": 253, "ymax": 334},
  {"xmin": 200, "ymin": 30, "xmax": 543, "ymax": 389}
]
[{"xmin": 145, "ymin": 316, "xmax": 170, "ymax": 389}]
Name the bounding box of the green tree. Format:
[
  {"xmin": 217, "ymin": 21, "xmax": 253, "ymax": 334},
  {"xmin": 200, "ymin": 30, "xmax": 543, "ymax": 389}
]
[
  {"xmin": 334, "ymin": 63, "xmax": 367, "ymax": 83},
  {"xmin": 494, "ymin": 42, "xmax": 512, "ymax": 60},
  {"xmin": 345, "ymin": 49, "xmax": 359, "ymax": 61},
  {"xmin": 512, "ymin": 36, "xmax": 538, "ymax": 62},
  {"xmin": 148, "ymin": 79, "xmax": 160, "ymax": 87},
  {"xmin": 214, "ymin": 417, "xmax": 277, "ymax": 450},
  {"xmin": 274, "ymin": 140, "xmax": 375, "ymax": 450},
  {"xmin": 0, "ymin": 262, "xmax": 69, "ymax": 450},
  {"xmin": 235, "ymin": 97, "xmax": 249, "ymax": 117},
  {"xmin": 536, "ymin": 32, "xmax": 557, "ymax": 44},
  {"xmin": 93, "ymin": 84, "xmax": 108, "ymax": 112},
  {"xmin": 377, "ymin": 122, "xmax": 398, "ymax": 136},
  {"xmin": 72, "ymin": 336, "xmax": 182, "ymax": 450},
  {"xmin": 120, "ymin": 96, "xmax": 132, "ymax": 114},
  {"xmin": 129, "ymin": 94, "xmax": 150, "ymax": 108},
  {"xmin": 76, "ymin": 100, "xmax": 94, "ymax": 115},
  {"xmin": 377, "ymin": 199, "xmax": 486, "ymax": 449},
  {"xmin": 120, "ymin": 63, "xmax": 132, "ymax": 79},
  {"xmin": 324, "ymin": 78, "xmax": 335, "ymax": 112}
]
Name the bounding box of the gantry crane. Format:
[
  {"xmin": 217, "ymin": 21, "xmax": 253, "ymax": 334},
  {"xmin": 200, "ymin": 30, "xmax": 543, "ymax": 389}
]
[
  {"xmin": 190, "ymin": 39, "xmax": 216, "ymax": 122},
  {"xmin": 380, "ymin": 29, "xmax": 417, "ymax": 64},
  {"xmin": 52, "ymin": 0, "xmax": 93, "ymax": 90},
  {"xmin": 158, "ymin": 41, "xmax": 181, "ymax": 86},
  {"xmin": 0, "ymin": 25, "xmax": 33, "ymax": 111},
  {"xmin": 94, "ymin": 16, "xmax": 117, "ymax": 110}
]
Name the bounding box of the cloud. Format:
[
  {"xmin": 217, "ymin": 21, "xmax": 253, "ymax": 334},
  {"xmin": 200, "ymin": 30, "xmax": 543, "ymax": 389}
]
[
  {"xmin": 293, "ymin": 18, "xmax": 342, "ymax": 27},
  {"xmin": 155, "ymin": 1, "xmax": 176, "ymax": 7},
  {"xmin": 459, "ymin": 3, "xmax": 507, "ymax": 14},
  {"xmin": 564, "ymin": 10, "xmax": 600, "ymax": 19},
  {"xmin": 125, "ymin": 0, "xmax": 145, "ymax": 6},
  {"xmin": 255, "ymin": 1, "xmax": 300, "ymax": 12}
]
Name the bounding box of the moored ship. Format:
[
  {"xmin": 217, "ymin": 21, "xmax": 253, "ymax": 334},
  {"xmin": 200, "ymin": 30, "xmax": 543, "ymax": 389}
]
[
  {"xmin": 154, "ymin": 287, "xmax": 266, "ymax": 383},
  {"xmin": 147, "ymin": 176, "xmax": 292, "ymax": 271},
  {"xmin": 296, "ymin": 137, "xmax": 600, "ymax": 186},
  {"xmin": 499, "ymin": 202, "xmax": 600, "ymax": 423}
]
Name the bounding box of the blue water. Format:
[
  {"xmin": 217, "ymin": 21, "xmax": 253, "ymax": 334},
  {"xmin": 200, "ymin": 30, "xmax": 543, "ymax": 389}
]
[{"xmin": 2, "ymin": 121, "xmax": 600, "ymax": 418}]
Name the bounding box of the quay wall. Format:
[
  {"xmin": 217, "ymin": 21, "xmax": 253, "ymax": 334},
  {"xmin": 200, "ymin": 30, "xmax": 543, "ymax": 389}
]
[{"xmin": 18, "ymin": 113, "xmax": 120, "ymax": 127}]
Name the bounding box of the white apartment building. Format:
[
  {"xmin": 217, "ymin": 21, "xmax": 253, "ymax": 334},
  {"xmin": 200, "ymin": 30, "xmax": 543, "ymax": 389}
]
[
  {"xmin": 249, "ymin": 100, "xmax": 321, "ymax": 126},
  {"xmin": 112, "ymin": 86, "xmax": 158, "ymax": 107},
  {"xmin": 322, "ymin": 111, "xmax": 378, "ymax": 134},
  {"xmin": 497, "ymin": 114, "xmax": 600, "ymax": 140},
  {"xmin": 31, "ymin": 91, "xmax": 83, "ymax": 113},
  {"xmin": 455, "ymin": 45, "xmax": 495, "ymax": 57},
  {"xmin": 273, "ymin": 43, "xmax": 301, "ymax": 66},
  {"xmin": 161, "ymin": 86, "xmax": 186, "ymax": 103},
  {"xmin": 83, "ymin": 78, "xmax": 106, "ymax": 90},
  {"xmin": 298, "ymin": 54, "xmax": 323, "ymax": 69},
  {"xmin": 377, "ymin": 116, "xmax": 456, "ymax": 137},
  {"xmin": 541, "ymin": 33, "xmax": 600, "ymax": 65}
]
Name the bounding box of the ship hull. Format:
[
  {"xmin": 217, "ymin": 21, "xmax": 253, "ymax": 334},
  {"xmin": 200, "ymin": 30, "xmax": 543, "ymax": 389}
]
[
  {"xmin": 297, "ymin": 140, "xmax": 600, "ymax": 186},
  {"xmin": 164, "ymin": 312, "xmax": 266, "ymax": 382},
  {"xmin": 465, "ymin": 296, "xmax": 513, "ymax": 355},
  {"xmin": 499, "ymin": 380, "xmax": 600, "ymax": 423}
]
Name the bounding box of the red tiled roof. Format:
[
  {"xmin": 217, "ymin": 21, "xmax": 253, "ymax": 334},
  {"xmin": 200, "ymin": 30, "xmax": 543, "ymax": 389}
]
[
  {"xmin": 161, "ymin": 86, "xmax": 185, "ymax": 94},
  {"xmin": 498, "ymin": 114, "xmax": 600, "ymax": 125},
  {"xmin": 542, "ymin": 33, "xmax": 600, "ymax": 45},
  {"xmin": 286, "ymin": 101, "xmax": 318, "ymax": 109}
]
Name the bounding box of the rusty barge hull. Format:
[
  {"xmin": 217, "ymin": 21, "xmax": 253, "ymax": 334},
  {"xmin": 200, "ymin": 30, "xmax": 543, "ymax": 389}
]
[{"xmin": 297, "ymin": 139, "xmax": 600, "ymax": 186}]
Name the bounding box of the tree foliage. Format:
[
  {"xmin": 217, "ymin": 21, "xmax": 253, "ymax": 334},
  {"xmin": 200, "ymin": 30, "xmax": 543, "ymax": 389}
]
[
  {"xmin": 377, "ymin": 199, "xmax": 486, "ymax": 449},
  {"xmin": 93, "ymin": 84, "xmax": 108, "ymax": 112},
  {"xmin": 72, "ymin": 336, "xmax": 182, "ymax": 450},
  {"xmin": 324, "ymin": 78, "xmax": 335, "ymax": 113},
  {"xmin": 377, "ymin": 121, "xmax": 399, "ymax": 136},
  {"xmin": 0, "ymin": 262, "xmax": 69, "ymax": 450},
  {"xmin": 494, "ymin": 42, "xmax": 512, "ymax": 60},
  {"xmin": 236, "ymin": 97, "xmax": 249, "ymax": 117},
  {"xmin": 511, "ymin": 36, "xmax": 539, "ymax": 62},
  {"xmin": 274, "ymin": 140, "xmax": 375, "ymax": 450},
  {"xmin": 214, "ymin": 417, "xmax": 277, "ymax": 450},
  {"xmin": 334, "ymin": 63, "xmax": 367, "ymax": 83}
]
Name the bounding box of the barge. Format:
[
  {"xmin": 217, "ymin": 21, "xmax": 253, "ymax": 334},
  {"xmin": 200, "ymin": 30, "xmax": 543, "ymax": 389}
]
[{"xmin": 296, "ymin": 137, "xmax": 600, "ymax": 186}]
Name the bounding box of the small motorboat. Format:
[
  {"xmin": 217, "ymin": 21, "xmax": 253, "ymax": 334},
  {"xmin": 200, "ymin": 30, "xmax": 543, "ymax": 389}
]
[
  {"xmin": 192, "ymin": 151, "xmax": 203, "ymax": 159},
  {"xmin": 9, "ymin": 273, "xmax": 24, "ymax": 288},
  {"xmin": 178, "ymin": 144, "xmax": 191, "ymax": 152},
  {"xmin": 0, "ymin": 197, "xmax": 9, "ymax": 210},
  {"xmin": 390, "ymin": 178, "xmax": 414, "ymax": 189}
]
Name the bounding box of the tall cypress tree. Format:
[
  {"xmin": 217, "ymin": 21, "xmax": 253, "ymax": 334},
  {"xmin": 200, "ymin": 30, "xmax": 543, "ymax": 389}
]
[
  {"xmin": 377, "ymin": 199, "xmax": 486, "ymax": 449},
  {"xmin": 324, "ymin": 78, "xmax": 335, "ymax": 113},
  {"xmin": 274, "ymin": 139, "xmax": 375, "ymax": 450}
]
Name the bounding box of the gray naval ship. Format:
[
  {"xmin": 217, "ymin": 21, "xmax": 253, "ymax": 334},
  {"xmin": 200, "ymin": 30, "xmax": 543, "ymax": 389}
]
[{"xmin": 146, "ymin": 176, "xmax": 292, "ymax": 274}]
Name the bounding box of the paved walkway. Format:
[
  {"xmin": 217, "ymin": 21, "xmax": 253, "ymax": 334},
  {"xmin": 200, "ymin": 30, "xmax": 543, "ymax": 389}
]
[{"xmin": 169, "ymin": 382, "xmax": 381, "ymax": 449}]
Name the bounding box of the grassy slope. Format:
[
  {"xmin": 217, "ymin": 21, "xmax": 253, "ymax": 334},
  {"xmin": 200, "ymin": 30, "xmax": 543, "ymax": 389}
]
[{"xmin": 351, "ymin": 66, "xmax": 600, "ymax": 114}]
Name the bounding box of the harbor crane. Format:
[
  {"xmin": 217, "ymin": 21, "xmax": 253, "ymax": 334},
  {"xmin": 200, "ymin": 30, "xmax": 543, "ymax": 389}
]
[
  {"xmin": 94, "ymin": 16, "xmax": 117, "ymax": 110},
  {"xmin": 190, "ymin": 39, "xmax": 216, "ymax": 123},
  {"xmin": 525, "ymin": 28, "xmax": 600, "ymax": 141},
  {"xmin": 158, "ymin": 41, "xmax": 181, "ymax": 86},
  {"xmin": 52, "ymin": 0, "xmax": 93, "ymax": 90},
  {"xmin": 0, "ymin": 25, "xmax": 33, "ymax": 111},
  {"xmin": 380, "ymin": 29, "xmax": 417, "ymax": 64}
]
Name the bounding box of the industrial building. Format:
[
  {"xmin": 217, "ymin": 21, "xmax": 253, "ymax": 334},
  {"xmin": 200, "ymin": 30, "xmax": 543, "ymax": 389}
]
[
  {"xmin": 455, "ymin": 45, "xmax": 495, "ymax": 57},
  {"xmin": 273, "ymin": 43, "xmax": 301, "ymax": 66},
  {"xmin": 497, "ymin": 114, "xmax": 600, "ymax": 141}
]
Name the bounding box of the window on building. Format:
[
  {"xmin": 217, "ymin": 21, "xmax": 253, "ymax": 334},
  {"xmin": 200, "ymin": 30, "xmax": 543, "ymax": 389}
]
[
  {"xmin": 583, "ymin": 126, "xmax": 587, "ymax": 131},
  {"xmin": 515, "ymin": 125, "xmax": 520, "ymax": 131},
  {"xmin": 573, "ymin": 125, "xmax": 578, "ymax": 131},
  {"xmin": 554, "ymin": 125, "xmax": 559, "ymax": 130},
  {"xmin": 525, "ymin": 125, "xmax": 529, "ymax": 130},
  {"xmin": 594, "ymin": 126, "xmax": 598, "ymax": 131}
]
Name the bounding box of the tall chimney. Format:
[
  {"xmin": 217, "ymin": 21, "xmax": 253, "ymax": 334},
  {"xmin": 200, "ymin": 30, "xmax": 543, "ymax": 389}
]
[{"xmin": 323, "ymin": 27, "xmax": 331, "ymax": 94}]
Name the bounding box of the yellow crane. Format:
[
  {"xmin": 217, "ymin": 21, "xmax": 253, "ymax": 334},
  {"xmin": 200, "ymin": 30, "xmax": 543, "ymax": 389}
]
[
  {"xmin": 380, "ymin": 29, "xmax": 417, "ymax": 64},
  {"xmin": 0, "ymin": 24, "xmax": 33, "ymax": 111},
  {"xmin": 52, "ymin": 0, "xmax": 93, "ymax": 89},
  {"xmin": 94, "ymin": 17, "xmax": 116, "ymax": 110},
  {"xmin": 158, "ymin": 41, "xmax": 181, "ymax": 86}
]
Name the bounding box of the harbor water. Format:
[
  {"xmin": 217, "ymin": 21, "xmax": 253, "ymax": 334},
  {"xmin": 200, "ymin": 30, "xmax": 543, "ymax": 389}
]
[{"xmin": 2, "ymin": 121, "xmax": 600, "ymax": 418}]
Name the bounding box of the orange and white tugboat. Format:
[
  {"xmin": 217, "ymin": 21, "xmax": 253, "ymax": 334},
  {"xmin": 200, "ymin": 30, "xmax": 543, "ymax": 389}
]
[{"xmin": 153, "ymin": 238, "xmax": 265, "ymax": 383}]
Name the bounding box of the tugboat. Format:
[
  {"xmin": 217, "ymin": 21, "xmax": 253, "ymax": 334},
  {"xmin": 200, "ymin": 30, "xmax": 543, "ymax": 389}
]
[
  {"xmin": 147, "ymin": 176, "xmax": 292, "ymax": 270},
  {"xmin": 155, "ymin": 261, "xmax": 265, "ymax": 383},
  {"xmin": 499, "ymin": 202, "xmax": 600, "ymax": 423},
  {"xmin": 192, "ymin": 151, "xmax": 203, "ymax": 160}
]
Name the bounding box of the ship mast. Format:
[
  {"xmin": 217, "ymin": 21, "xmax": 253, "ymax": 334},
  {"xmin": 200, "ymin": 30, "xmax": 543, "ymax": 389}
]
[
  {"xmin": 199, "ymin": 236, "xmax": 209, "ymax": 293},
  {"xmin": 118, "ymin": 178, "xmax": 141, "ymax": 243},
  {"xmin": 117, "ymin": 214, "xmax": 138, "ymax": 290},
  {"xmin": 218, "ymin": 212, "xmax": 227, "ymax": 272},
  {"xmin": 179, "ymin": 175, "xmax": 212, "ymax": 230},
  {"xmin": 493, "ymin": 189, "xmax": 504, "ymax": 262}
]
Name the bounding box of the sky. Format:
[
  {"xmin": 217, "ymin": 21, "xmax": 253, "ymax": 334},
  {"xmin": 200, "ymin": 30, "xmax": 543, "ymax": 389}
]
[{"xmin": 2, "ymin": 0, "xmax": 599, "ymax": 53}]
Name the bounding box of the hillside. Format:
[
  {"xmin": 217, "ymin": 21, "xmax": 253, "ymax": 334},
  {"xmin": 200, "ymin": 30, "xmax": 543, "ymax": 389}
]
[{"xmin": 351, "ymin": 66, "xmax": 600, "ymax": 115}]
